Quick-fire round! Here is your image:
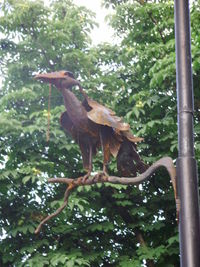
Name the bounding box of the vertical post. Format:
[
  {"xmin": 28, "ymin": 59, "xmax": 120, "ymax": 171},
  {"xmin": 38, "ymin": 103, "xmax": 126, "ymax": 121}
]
[{"xmin": 174, "ymin": 1, "xmax": 200, "ymax": 266}]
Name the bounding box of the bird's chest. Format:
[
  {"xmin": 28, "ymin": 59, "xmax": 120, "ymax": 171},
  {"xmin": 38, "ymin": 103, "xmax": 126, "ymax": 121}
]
[
  {"xmin": 74, "ymin": 119, "xmax": 100, "ymax": 140},
  {"xmin": 67, "ymin": 106, "xmax": 88, "ymax": 129}
]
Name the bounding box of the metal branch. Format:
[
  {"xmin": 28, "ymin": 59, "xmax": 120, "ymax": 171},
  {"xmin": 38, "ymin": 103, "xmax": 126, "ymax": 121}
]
[
  {"xmin": 35, "ymin": 157, "xmax": 179, "ymax": 234},
  {"xmin": 35, "ymin": 184, "xmax": 76, "ymax": 234}
]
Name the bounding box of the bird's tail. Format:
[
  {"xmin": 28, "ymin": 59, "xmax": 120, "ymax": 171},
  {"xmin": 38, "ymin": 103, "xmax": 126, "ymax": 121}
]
[
  {"xmin": 130, "ymin": 143, "xmax": 148, "ymax": 174},
  {"xmin": 117, "ymin": 140, "xmax": 148, "ymax": 177}
]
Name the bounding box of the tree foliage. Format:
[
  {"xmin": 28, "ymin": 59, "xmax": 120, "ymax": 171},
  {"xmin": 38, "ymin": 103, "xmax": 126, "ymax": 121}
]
[{"xmin": 0, "ymin": 0, "xmax": 200, "ymax": 266}]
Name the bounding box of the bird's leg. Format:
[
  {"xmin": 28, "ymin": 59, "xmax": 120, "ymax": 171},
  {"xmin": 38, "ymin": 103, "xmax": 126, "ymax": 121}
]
[
  {"xmin": 81, "ymin": 171, "xmax": 91, "ymax": 184},
  {"xmin": 100, "ymin": 129, "xmax": 110, "ymax": 177},
  {"xmin": 82, "ymin": 145, "xmax": 92, "ymax": 183},
  {"xmin": 103, "ymin": 162, "xmax": 108, "ymax": 175}
]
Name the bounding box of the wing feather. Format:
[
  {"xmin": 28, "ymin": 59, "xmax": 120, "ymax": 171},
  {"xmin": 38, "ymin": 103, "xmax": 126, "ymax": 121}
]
[{"xmin": 86, "ymin": 98, "xmax": 130, "ymax": 131}]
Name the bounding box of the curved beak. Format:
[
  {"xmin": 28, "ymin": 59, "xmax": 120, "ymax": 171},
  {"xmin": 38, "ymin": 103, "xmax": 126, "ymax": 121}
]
[
  {"xmin": 34, "ymin": 71, "xmax": 67, "ymax": 83},
  {"xmin": 34, "ymin": 71, "xmax": 80, "ymax": 89}
]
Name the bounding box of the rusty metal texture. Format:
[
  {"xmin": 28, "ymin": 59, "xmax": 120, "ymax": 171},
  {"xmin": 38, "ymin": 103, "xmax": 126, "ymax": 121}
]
[{"xmin": 35, "ymin": 70, "xmax": 146, "ymax": 175}]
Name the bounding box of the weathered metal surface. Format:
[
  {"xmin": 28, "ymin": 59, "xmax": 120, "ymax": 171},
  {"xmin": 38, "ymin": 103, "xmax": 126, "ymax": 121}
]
[{"xmin": 35, "ymin": 70, "xmax": 147, "ymax": 175}]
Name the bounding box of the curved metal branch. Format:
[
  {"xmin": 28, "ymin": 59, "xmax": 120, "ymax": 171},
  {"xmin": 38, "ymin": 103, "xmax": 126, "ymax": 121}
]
[
  {"xmin": 35, "ymin": 157, "xmax": 180, "ymax": 233},
  {"xmin": 35, "ymin": 184, "xmax": 76, "ymax": 234},
  {"xmin": 108, "ymin": 157, "xmax": 176, "ymax": 190}
]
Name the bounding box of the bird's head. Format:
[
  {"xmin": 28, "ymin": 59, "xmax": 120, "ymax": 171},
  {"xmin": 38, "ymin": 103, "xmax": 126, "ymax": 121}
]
[{"xmin": 35, "ymin": 70, "xmax": 80, "ymax": 91}]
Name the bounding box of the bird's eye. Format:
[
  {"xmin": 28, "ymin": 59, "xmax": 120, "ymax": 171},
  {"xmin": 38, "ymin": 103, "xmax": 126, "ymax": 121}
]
[
  {"xmin": 64, "ymin": 71, "xmax": 74, "ymax": 79},
  {"xmin": 64, "ymin": 71, "xmax": 69, "ymax": 76}
]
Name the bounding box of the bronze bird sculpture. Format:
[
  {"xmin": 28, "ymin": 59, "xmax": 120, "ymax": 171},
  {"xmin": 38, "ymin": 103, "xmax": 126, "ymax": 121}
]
[{"xmin": 35, "ymin": 70, "xmax": 147, "ymax": 178}]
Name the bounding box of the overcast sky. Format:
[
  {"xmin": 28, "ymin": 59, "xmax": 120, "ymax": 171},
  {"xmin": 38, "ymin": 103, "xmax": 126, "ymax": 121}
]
[
  {"xmin": 73, "ymin": 0, "xmax": 114, "ymax": 45},
  {"xmin": 0, "ymin": 1, "xmax": 114, "ymax": 86}
]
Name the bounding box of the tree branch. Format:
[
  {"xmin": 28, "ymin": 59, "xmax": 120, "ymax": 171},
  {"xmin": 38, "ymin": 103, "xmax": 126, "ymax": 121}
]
[
  {"xmin": 135, "ymin": 230, "xmax": 155, "ymax": 267},
  {"xmin": 136, "ymin": 0, "xmax": 166, "ymax": 44},
  {"xmin": 147, "ymin": 11, "xmax": 166, "ymax": 44}
]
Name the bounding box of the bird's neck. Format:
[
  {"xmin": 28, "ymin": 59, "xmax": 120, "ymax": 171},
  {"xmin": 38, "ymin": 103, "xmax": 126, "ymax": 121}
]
[
  {"xmin": 61, "ymin": 88, "xmax": 79, "ymax": 108},
  {"xmin": 61, "ymin": 88, "xmax": 88, "ymax": 128}
]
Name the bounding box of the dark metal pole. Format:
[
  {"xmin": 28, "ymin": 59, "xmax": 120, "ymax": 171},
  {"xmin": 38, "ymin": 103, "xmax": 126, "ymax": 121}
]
[{"xmin": 174, "ymin": 1, "xmax": 200, "ymax": 266}]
